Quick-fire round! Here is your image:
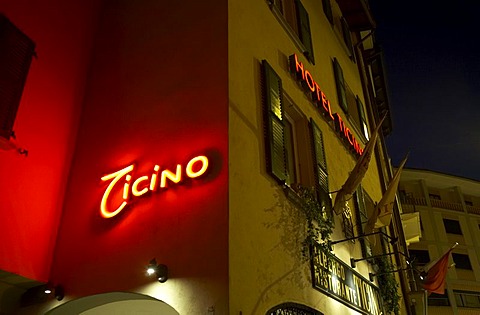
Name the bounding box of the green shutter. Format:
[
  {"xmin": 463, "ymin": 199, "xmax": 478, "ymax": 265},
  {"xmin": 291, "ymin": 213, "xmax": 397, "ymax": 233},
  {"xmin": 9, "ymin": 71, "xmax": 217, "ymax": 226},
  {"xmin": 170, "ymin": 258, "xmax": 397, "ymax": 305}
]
[
  {"xmin": 0, "ymin": 14, "xmax": 36, "ymax": 139},
  {"xmin": 356, "ymin": 97, "xmax": 369, "ymax": 139},
  {"xmin": 262, "ymin": 60, "xmax": 287, "ymax": 183},
  {"xmin": 322, "ymin": 0, "xmax": 334, "ymax": 25},
  {"xmin": 333, "ymin": 58, "xmax": 348, "ymax": 113},
  {"xmin": 295, "ymin": 0, "xmax": 315, "ymax": 64},
  {"xmin": 310, "ymin": 119, "xmax": 332, "ymax": 214},
  {"xmin": 354, "ymin": 186, "xmax": 373, "ymax": 257},
  {"xmin": 341, "ymin": 18, "xmax": 353, "ymax": 57}
]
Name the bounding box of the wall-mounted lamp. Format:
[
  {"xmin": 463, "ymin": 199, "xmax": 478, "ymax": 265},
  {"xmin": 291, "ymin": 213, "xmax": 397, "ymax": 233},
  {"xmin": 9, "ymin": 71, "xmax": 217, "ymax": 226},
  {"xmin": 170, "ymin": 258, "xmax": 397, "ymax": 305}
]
[
  {"xmin": 44, "ymin": 283, "xmax": 64, "ymax": 301},
  {"xmin": 21, "ymin": 283, "xmax": 63, "ymax": 306},
  {"xmin": 147, "ymin": 258, "xmax": 168, "ymax": 283}
]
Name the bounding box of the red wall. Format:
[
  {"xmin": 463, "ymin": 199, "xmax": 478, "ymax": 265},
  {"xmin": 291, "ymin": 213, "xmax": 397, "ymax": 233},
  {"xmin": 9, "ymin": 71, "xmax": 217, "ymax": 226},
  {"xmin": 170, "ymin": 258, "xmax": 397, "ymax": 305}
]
[
  {"xmin": 49, "ymin": 0, "xmax": 228, "ymax": 297},
  {"xmin": 0, "ymin": 0, "xmax": 100, "ymax": 282}
]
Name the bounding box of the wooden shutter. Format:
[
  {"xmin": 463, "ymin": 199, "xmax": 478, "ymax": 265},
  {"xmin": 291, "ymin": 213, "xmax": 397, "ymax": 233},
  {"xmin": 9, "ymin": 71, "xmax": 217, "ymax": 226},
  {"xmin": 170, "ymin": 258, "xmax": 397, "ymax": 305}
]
[
  {"xmin": 322, "ymin": 0, "xmax": 334, "ymax": 25},
  {"xmin": 333, "ymin": 58, "xmax": 348, "ymax": 113},
  {"xmin": 310, "ymin": 119, "xmax": 332, "ymax": 214},
  {"xmin": 354, "ymin": 186, "xmax": 373, "ymax": 257},
  {"xmin": 341, "ymin": 18, "xmax": 353, "ymax": 57},
  {"xmin": 0, "ymin": 14, "xmax": 36, "ymax": 139},
  {"xmin": 262, "ymin": 60, "xmax": 287, "ymax": 183},
  {"xmin": 295, "ymin": 0, "xmax": 315, "ymax": 64}
]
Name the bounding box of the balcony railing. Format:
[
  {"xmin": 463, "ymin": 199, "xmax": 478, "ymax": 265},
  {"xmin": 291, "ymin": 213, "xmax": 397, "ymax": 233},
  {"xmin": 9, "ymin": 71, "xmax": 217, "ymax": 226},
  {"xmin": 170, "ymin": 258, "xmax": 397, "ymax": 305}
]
[
  {"xmin": 429, "ymin": 199, "xmax": 463, "ymax": 212},
  {"xmin": 401, "ymin": 196, "xmax": 480, "ymax": 216},
  {"xmin": 466, "ymin": 205, "xmax": 480, "ymax": 215}
]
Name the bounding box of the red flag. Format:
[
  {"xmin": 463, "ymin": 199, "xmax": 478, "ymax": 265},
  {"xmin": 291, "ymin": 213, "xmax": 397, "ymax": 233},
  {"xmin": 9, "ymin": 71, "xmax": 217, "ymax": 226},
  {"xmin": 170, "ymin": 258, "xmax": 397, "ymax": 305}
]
[{"xmin": 422, "ymin": 248, "xmax": 453, "ymax": 294}]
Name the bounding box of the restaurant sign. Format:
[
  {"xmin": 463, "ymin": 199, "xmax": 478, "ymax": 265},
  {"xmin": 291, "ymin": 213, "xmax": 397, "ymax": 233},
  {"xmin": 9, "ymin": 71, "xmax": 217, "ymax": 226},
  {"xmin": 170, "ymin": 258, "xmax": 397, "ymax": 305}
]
[{"xmin": 311, "ymin": 244, "xmax": 384, "ymax": 315}]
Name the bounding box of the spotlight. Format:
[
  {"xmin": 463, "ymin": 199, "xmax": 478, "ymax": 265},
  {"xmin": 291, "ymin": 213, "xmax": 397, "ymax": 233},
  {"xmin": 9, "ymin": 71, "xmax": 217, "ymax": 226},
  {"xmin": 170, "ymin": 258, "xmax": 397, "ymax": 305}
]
[{"xmin": 146, "ymin": 258, "xmax": 168, "ymax": 283}]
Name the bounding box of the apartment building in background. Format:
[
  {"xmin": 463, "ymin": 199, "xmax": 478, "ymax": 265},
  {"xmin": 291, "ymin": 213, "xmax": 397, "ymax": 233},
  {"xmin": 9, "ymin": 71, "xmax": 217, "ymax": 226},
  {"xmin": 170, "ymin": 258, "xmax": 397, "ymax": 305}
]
[{"xmin": 399, "ymin": 168, "xmax": 480, "ymax": 315}]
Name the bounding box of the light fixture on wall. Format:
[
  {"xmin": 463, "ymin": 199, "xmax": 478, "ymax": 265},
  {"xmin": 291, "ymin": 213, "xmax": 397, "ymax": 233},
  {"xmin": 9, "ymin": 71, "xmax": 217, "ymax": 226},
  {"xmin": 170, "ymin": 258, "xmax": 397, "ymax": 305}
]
[
  {"xmin": 43, "ymin": 283, "xmax": 64, "ymax": 301},
  {"xmin": 146, "ymin": 258, "xmax": 168, "ymax": 283}
]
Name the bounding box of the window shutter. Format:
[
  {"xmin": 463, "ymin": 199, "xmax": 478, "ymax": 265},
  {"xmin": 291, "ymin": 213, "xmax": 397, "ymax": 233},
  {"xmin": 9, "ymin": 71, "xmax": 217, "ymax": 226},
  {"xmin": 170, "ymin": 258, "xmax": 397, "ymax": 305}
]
[
  {"xmin": 0, "ymin": 14, "xmax": 36, "ymax": 139},
  {"xmin": 333, "ymin": 58, "xmax": 348, "ymax": 113},
  {"xmin": 341, "ymin": 18, "xmax": 353, "ymax": 57},
  {"xmin": 310, "ymin": 119, "xmax": 331, "ymax": 214},
  {"xmin": 354, "ymin": 186, "xmax": 372, "ymax": 257},
  {"xmin": 262, "ymin": 60, "xmax": 287, "ymax": 183},
  {"xmin": 295, "ymin": 0, "xmax": 315, "ymax": 64},
  {"xmin": 322, "ymin": 0, "xmax": 334, "ymax": 25}
]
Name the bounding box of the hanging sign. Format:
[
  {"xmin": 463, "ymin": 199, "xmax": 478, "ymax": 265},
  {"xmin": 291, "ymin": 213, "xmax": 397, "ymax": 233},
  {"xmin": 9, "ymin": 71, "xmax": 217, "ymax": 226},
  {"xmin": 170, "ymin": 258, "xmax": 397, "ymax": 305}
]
[
  {"xmin": 100, "ymin": 155, "xmax": 209, "ymax": 218},
  {"xmin": 311, "ymin": 244, "xmax": 384, "ymax": 315}
]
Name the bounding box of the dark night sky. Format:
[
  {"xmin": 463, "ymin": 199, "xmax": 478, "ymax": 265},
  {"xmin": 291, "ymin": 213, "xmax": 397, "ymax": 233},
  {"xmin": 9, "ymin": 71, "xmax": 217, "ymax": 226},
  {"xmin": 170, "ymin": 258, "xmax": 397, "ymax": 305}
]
[{"xmin": 369, "ymin": 1, "xmax": 480, "ymax": 181}]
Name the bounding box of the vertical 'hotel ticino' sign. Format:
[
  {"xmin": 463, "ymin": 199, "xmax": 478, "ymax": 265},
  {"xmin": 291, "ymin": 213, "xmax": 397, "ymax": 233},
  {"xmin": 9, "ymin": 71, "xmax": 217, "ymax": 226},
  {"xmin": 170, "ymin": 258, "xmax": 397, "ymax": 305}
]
[{"xmin": 311, "ymin": 244, "xmax": 384, "ymax": 315}]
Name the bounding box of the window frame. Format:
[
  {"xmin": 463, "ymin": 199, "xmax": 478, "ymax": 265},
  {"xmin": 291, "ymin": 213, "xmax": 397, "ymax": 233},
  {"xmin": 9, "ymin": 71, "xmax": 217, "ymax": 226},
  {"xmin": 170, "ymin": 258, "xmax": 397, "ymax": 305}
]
[
  {"xmin": 269, "ymin": 0, "xmax": 315, "ymax": 64},
  {"xmin": 452, "ymin": 253, "xmax": 472, "ymax": 270},
  {"xmin": 443, "ymin": 218, "xmax": 462, "ymax": 235}
]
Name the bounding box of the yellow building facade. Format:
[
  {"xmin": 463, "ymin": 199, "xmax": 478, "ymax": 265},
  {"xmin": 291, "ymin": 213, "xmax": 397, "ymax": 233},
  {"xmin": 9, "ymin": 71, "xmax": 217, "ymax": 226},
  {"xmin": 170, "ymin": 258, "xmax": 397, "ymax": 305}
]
[{"xmin": 229, "ymin": 0, "xmax": 411, "ymax": 314}]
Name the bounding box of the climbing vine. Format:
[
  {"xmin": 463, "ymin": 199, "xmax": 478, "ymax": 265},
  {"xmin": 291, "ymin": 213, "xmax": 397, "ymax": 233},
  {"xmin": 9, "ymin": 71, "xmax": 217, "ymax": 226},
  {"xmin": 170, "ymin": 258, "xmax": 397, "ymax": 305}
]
[
  {"xmin": 374, "ymin": 255, "xmax": 401, "ymax": 315},
  {"xmin": 294, "ymin": 185, "xmax": 334, "ymax": 259}
]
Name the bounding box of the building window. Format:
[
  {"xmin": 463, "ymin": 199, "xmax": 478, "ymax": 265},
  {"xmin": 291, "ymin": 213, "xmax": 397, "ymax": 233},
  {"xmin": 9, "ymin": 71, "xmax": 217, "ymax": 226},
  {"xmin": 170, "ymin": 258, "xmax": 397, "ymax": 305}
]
[
  {"xmin": 465, "ymin": 200, "xmax": 473, "ymax": 206},
  {"xmin": 454, "ymin": 290, "xmax": 480, "ymax": 308},
  {"xmin": 429, "ymin": 193, "xmax": 441, "ymax": 200},
  {"xmin": 428, "ymin": 293, "xmax": 450, "ymax": 306},
  {"xmin": 452, "ymin": 253, "xmax": 472, "ymax": 270},
  {"xmin": 0, "ymin": 14, "xmax": 36, "ymax": 140},
  {"xmin": 270, "ymin": 0, "xmax": 315, "ymax": 63},
  {"xmin": 332, "ymin": 58, "xmax": 368, "ymax": 140},
  {"xmin": 408, "ymin": 249, "xmax": 430, "ymax": 267},
  {"xmin": 267, "ymin": 302, "xmax": 323, "ymax": 315},
  {"xmin": 443, "ymin": 219, "xmax": 462, "ymax": 235},
  {"xmin": 262, "ymin": 60, "xmax": 331, "ymax": 213}
]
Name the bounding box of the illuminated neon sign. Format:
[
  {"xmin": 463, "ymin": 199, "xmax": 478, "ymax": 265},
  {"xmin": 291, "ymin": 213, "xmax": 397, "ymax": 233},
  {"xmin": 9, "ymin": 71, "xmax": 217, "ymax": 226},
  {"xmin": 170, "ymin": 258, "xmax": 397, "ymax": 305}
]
[
  {"xmin": 100, "ymin": 155, "xmax": 209, "ymax": 218},
  {"xmin": 289, "ymin": 54, "xmax": 364, "ymax": 156}
]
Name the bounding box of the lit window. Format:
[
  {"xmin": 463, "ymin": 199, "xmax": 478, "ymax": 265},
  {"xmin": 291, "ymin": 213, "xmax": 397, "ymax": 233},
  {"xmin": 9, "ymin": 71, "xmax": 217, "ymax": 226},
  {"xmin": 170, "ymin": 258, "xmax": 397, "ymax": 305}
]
[{"xmin": 262, "ymin": 60, "xmax": 331, "ymax": 214}]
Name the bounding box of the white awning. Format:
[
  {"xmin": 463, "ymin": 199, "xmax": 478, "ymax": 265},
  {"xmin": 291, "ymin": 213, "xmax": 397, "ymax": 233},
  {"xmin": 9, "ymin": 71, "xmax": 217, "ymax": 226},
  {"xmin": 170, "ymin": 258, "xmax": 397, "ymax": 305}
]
[{"xmin": 401, "ymin": 212, "xmax": 422, "ymax": 246}]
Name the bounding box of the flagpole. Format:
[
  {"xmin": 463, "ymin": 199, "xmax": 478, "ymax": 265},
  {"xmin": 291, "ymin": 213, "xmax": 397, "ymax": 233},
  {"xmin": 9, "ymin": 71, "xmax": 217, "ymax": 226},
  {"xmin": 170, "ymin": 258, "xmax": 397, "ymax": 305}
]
[{"xmin": 424, "ymin": 289, "xmax": 428, "ymax": 315}]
